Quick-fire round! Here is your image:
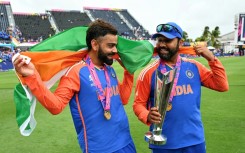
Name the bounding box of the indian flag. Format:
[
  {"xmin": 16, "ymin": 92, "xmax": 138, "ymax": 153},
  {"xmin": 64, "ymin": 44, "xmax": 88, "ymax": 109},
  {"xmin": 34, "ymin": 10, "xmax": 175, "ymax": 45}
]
[
  {"xmin": 13, "ymin": 26, "xmax": 196, "ymax": 136},
  {"xmin": 11, "ymin": 37, "xmax": 20, "ymax": 47}
]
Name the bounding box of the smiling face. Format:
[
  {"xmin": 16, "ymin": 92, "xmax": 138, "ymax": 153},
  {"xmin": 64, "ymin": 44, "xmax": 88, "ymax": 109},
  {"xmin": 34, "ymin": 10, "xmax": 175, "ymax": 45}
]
[
  {"xmin": 155, "ymin": 36, "xmax": 180, "ymax": 61},
  {"xmin": 96, "ymin": 34, "xmax": 118, "ymax": 65}
]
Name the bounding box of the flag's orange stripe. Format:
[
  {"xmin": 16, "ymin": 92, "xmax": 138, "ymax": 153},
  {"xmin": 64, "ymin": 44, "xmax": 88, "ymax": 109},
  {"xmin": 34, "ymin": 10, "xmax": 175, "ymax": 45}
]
[
  {"xmin": 179, "ymin": 46, "xmax": 196, "ymax": 55},
  {"xmin": 21, "ymin": 51, "xmax": 88, "ymax": 81}
]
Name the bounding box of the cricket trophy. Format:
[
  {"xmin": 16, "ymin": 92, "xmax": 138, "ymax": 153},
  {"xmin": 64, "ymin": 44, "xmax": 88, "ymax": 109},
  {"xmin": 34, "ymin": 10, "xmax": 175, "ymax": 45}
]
[{"xmin": 145, "ymin": 68, "xmax": 177, "ymax": 145}]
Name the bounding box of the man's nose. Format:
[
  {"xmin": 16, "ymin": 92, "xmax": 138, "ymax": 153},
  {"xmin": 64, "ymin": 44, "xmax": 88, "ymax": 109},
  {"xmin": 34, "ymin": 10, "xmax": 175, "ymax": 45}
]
[{"xmin": 112, "ymin": 46, "xmax": 118, "ymax": 53}]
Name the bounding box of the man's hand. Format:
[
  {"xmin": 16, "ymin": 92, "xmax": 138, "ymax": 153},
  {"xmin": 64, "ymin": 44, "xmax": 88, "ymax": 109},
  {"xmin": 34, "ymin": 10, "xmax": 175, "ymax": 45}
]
[
  {"xmin": 194, "ymin": 45, "xmax": 215, "ymax": 61},
  {"xmin": 13, "ymin": 54, "xmax": 35, "ymax": 77},
  {"xmin": 147, "ymin": 107, "xmax": 162, "ymax": 124}
]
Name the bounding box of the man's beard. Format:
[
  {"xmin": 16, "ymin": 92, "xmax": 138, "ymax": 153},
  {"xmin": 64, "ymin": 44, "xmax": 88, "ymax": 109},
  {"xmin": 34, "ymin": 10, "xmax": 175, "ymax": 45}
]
[
  {"xmin": 156, "ymin": 43, "xmax": 179, "ymax": 61},
  {"xmin": 98, "ymin": 47, "xmax": 115, "ymax": 65}
]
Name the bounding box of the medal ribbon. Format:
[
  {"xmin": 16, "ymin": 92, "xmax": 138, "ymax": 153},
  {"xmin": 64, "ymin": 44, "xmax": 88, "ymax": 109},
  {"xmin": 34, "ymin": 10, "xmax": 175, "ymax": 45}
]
[
  {"xmin": 159, "ymin": 55, "xmax": 181, "ymax": 102},
  {"xmin": 85, "ymin": 55, "xmax": 111, "ymax": 111}
]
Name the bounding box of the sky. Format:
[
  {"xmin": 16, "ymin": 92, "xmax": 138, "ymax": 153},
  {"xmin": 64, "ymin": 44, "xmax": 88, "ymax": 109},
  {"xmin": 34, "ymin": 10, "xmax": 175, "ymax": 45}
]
[{"xmin": 5, "ymin": 0, "xmax": 245, "ymax": 39}]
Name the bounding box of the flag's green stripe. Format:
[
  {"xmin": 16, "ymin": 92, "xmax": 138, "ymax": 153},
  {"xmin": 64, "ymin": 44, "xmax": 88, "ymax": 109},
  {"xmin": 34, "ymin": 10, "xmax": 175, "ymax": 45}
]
[
  {"xmin": 30, "ymin": 26, "xmax": 88, "ymax": 52},
  {"xmin": 14, "ymin": 83, "xmax": 31, "ymax": 130},
  {"xmin": 117, "ymin": 37, "xmax": 154, "ymax": 73}
]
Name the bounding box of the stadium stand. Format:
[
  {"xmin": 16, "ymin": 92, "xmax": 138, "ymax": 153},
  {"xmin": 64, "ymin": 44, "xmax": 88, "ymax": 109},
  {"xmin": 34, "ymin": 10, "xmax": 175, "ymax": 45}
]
[
  {"xmin": 13, "ymin": 13, "xmax": 55, "ymax": 42},
  {"xmin": 1, "ymin": 2, "xmax": 151, "ymax": 43},
  {"xmin": 119, "ymin": 10, "xmax": 151, "ymax": 38},
  {"xmin": 0, "ymin": 1, "xmax": 10, "ymax": 32},
  {"xmin": 0, "ymin": 1, "xmax": 13, "ymax": 44},
  {"xmin": 49, "ymin": 10, "xmax": 91, "ymax": 32},
  {"xmin": 85, "ymin": 8, "xmax": 136, "ymax": 39}
]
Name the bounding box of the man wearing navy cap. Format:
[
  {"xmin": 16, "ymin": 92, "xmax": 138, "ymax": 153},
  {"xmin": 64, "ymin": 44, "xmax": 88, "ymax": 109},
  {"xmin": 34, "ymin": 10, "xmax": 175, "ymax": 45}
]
[{"xmin": 133, "ymin": 22, "xmax": 229, "ymax": 153}]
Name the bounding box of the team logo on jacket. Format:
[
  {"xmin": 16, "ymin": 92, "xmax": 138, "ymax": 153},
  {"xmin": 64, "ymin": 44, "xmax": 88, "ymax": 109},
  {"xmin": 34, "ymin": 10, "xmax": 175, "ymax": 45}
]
[
  {"xmin": 89, "ymin": 75, "xmax": 95, "ymax": 86},
  {"xmin": 186, "ymin": 70, "xmax": 194, "ymax": 79},
  {"xmin": 111, "ymin": 72, "xmax": 116, "ymax": 78}
]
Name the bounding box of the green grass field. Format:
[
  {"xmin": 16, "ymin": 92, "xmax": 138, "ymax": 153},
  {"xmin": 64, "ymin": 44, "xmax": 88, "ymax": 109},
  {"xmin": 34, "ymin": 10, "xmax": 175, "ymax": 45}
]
[{"xmin": 0, "ymin": 56, "xmax": 245, "ymax": 153}]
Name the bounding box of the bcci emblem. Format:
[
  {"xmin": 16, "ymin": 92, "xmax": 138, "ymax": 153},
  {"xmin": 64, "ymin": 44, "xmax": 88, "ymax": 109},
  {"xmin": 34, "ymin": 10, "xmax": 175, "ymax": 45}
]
[{"xmin": 186, "ymin": 70, "xmax": 194, "ymax": 79}]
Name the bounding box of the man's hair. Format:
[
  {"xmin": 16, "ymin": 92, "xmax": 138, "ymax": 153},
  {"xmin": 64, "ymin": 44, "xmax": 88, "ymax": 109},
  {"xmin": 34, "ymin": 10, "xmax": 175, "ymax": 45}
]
[{"xmin": 86, "ymin": 19, "xmax": 118, "ymax": 50}]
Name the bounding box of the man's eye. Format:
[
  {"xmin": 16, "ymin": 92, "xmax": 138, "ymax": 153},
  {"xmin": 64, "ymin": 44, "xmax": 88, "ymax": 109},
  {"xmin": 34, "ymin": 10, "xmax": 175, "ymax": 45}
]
[
  {"xmin": 165, "ymin": 39, "xmax": 172, "ymax": 43},
  {"xmin": 108, "ymin": 44, "xmax": 115, "ymax": 48},
  {"xmin": 158, "ymin": 39, "xmax": 171, "ymax": 43}
]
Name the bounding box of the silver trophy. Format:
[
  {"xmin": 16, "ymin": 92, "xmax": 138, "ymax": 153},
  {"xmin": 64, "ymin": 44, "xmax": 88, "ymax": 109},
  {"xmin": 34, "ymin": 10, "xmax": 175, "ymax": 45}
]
[{"xmin": 145, "ymin": 68, "xmax": 177, "ymax": 145}]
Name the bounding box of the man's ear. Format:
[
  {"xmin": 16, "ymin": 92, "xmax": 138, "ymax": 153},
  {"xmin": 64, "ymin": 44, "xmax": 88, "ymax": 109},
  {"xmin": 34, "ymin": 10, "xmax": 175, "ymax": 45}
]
[
  {"xmin": 91, "ymin": 39, "xmax": 98, "ymax": 51},
  {"xmin": 179, "ymin": 39, "xmax": 184, "ymax": 47}
]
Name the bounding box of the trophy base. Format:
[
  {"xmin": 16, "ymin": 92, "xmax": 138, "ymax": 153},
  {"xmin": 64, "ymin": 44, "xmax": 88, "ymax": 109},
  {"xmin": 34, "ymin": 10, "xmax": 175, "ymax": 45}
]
[{"xmin": 145, "ymin": 131, "xmax": 167, "ymax": 145}]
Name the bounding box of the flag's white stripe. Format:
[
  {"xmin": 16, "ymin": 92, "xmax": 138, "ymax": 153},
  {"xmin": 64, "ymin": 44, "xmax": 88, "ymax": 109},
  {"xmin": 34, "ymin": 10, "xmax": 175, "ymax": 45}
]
[
  {"xmin": 44, "ymin": 68, "xmax": 69, "ymax": 89},
  {"xmin": 19, "ymin": 116, "xmax": 32, "ymax": 136},
  {"xmin": 19, "ymin": 91, "xmax": 37, "ymax": 136}
]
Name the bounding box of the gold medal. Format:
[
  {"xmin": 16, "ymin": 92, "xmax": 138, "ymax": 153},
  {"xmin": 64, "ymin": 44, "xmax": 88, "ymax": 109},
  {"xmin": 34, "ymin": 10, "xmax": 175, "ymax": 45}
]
[
  {"xmin": 167, "ymin": 103, "xmax": 172, "ymax": 111},
  {"xmin": 104, "ymin": 111, "xmax": 111, "ymax": 120}
]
